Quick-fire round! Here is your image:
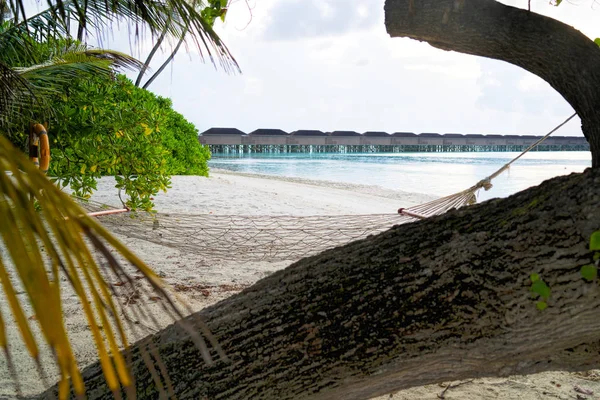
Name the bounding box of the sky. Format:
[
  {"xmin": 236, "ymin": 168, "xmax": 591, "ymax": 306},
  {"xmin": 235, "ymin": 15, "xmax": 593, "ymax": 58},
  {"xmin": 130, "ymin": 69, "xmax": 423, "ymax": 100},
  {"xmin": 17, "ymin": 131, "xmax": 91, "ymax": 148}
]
[{"xmin": 94, "ymin": 1, "xmax": 599, "ymax": 136}]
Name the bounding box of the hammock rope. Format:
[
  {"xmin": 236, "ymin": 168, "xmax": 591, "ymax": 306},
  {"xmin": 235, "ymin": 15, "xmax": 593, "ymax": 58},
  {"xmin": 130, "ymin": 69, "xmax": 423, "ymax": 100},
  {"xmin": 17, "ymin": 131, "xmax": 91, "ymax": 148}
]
[{"xmin": 82, "ymin": 113, "xmax": 578, "ymax": 261}]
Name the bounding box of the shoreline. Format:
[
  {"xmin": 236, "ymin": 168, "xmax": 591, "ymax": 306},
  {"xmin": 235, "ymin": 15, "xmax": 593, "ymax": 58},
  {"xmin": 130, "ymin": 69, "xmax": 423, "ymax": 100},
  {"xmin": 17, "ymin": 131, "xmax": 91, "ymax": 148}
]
[
  {"xmin": 87, "ymin": 170, "xmax": 436, "ymax": 216},
  {"xmin": 208, "ymin": 167, "xmax": 437, "ymax": 204}
]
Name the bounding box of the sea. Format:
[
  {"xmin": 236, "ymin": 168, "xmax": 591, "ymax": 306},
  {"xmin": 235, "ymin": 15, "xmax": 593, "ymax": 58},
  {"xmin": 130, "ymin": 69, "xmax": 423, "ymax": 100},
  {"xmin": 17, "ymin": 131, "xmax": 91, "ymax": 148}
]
[{"xmin": 209, "ymin": 151, "xmax": 591, "ymax": 202}]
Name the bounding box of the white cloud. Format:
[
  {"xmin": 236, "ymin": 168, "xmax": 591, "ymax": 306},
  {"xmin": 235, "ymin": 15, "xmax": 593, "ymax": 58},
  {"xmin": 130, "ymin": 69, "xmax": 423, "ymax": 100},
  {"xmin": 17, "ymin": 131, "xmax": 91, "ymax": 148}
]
[{"xmin": 77, "ymin": 0, "xmax": 596, "ymax": 138}]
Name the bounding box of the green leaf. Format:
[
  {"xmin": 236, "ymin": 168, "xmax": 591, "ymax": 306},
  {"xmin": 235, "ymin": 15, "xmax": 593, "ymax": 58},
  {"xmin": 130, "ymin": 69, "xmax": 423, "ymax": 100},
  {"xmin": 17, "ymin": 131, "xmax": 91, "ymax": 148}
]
[
  {"xmin": 531, "ymin": 280, "xmax": 551, "ymax": 299},
  {"xmin": 580, "ymin": 264, "xmax": 598, "ymax": 282},
  {"xmin": 554, "ymin": 0, "xmax": 563, "ymax": 5},
  {"xmin": 536, "ymin": 301, "xmax": 548, "ymax": 311},
  {"xmin": 530, "ymin": 273, "xmax": 540, "ymax": 283},
  {"xmin": 595, "ymin": 38, "xmax": 600, "ymax": 48},
  {"xmin": 590, "ymin": 231, "xmax": 600, "ymax": 251}
]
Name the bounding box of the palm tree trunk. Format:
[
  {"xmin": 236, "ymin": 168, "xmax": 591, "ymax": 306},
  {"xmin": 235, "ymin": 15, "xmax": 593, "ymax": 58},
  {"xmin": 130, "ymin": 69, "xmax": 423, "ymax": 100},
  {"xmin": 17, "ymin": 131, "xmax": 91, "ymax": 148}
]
[
  {"xmin": 76, "ymin": 0, "xmax": 88, "ymax": 41},
  {"xmin": 142, "ymin": 31, "xmax": 186, "ymax": 90},
  {"xmin": 135, "ymin": 28, "xmax": 169, "ymax": 87}
]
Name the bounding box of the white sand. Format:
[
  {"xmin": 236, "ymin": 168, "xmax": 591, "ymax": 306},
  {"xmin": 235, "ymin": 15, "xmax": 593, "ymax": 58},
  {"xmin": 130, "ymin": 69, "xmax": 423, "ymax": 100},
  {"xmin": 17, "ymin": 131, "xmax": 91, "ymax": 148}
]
[{"xmin": 0, "ymin": 171, "xmax": 598, "ymax": 399}]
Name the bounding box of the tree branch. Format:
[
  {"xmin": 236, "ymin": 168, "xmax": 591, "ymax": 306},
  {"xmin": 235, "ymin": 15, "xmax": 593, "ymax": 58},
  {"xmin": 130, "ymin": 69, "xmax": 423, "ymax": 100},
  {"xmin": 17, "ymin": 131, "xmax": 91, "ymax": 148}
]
[{"xmin": 384, "ymin": 0, "xmax": 600, "ymax": 167}]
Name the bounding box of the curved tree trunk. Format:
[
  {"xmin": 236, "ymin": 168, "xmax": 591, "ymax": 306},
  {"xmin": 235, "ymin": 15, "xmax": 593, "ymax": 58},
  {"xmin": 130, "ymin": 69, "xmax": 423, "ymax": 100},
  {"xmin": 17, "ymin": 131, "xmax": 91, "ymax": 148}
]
[
  {"xmin": 41, "ymin": 169, "xmax": 600, "ymax": 399},
  {"xmin": 384, "ymin": 0, "xmax": 600, "ymax": 167}
]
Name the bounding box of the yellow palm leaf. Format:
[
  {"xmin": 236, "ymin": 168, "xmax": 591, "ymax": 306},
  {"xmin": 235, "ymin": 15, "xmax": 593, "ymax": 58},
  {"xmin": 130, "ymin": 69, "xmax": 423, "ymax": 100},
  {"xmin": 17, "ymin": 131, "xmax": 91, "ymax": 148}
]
[{"xmin": 0, "ymin": 135, "xmax": 218, "ymax": 398}]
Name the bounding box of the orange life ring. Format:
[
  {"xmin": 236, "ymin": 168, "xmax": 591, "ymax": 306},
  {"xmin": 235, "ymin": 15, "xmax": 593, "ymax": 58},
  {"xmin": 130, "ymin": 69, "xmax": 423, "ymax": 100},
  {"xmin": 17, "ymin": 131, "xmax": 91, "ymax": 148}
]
[{"xmin": 29, "ymin": 123, "xmax": 50, "ymax": 174}]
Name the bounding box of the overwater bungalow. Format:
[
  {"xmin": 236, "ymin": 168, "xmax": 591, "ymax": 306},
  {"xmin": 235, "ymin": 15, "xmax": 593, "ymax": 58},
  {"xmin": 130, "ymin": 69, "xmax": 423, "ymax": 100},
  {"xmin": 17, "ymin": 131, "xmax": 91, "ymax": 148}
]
[
  {"xmin": 363, "ymin": 131, "xmax": 390, "ymax": 137},
  {"xmin": 201, "ymin": 127, "xmax": 246, "ymax": 135},
  {"xmin": 392, "ymin": 132, "xmax": 417, "ymax": 137},
  {"xmin": 330, "ymin": 131, "xmax": 361, "ymax": 136},
  {"xmin": 249, "ymin": 129, "xmax": 289, "ymax": 136},
  {"xmin": 291, "ymin": 130, "xmax": 327, "ymax": 136}
]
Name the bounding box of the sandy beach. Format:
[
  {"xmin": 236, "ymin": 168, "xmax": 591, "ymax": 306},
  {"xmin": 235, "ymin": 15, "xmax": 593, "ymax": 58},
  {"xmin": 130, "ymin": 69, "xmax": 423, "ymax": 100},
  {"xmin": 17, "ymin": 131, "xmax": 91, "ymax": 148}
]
[{"xmin": 1, "ymin": 170, "xmax": 598, "ymax": 399}]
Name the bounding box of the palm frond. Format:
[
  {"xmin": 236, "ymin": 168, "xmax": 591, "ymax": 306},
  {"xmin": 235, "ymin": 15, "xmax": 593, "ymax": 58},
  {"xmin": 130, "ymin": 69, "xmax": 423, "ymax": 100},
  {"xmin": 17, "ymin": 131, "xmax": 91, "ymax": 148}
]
[
  {"xmin": 16, "ymin": 44, "xmax": 142, "ymax": 83},
  {"xmin": 0, "ymin": 134, "xmax": 219, "ymax": 398},
  {"xmin": 0, "ymin": 44, "xmax": 142, "ymax": 126},
  {"xmin": 0, "ymin": 60, "xmax": 35, "ymax": 125},
  {"xmin": 0, "ymin": 8, "xmax": 70, "ymax": 67},
  {"xmin": 83, "ymin": 48, "xmax": 144, "ymax": 71},
  {"xmin": 5, "ymin": 0, "xmax": 239, "ymax": 73}
]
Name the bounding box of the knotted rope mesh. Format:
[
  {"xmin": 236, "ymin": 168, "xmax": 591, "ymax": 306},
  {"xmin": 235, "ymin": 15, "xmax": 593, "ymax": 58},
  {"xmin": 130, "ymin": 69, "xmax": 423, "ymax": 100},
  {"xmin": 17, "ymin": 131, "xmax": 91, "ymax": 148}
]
[
  {"xmin": 80, "ymin": 114, "xmax": 576, "ymax": 261},
  {"xmin": 79, "ymin": 208, "xmax": 418, "ymax": 260}
]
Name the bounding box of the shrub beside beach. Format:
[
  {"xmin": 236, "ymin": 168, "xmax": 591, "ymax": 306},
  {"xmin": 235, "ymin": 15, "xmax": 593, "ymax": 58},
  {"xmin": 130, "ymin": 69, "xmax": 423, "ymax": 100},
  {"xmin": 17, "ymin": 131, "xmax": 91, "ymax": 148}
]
[{"xmin": 45, "ymin": 74, "xmax": 209, "ymax": 210}]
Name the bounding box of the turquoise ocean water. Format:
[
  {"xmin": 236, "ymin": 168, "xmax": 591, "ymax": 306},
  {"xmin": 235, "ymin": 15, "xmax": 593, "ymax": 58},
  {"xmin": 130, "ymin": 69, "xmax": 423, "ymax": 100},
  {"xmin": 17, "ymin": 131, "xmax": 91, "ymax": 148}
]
[{"xmin": 209, "ymin": 151, "xmax": 591, "ymax": 202}]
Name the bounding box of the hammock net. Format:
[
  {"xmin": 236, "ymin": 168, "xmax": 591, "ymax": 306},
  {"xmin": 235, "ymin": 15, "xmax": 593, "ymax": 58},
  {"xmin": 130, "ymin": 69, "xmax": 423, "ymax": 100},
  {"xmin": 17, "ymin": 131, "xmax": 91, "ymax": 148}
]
[{"xmin": 80, "ymin": 114, "xmax": 576, "ymax": 261}]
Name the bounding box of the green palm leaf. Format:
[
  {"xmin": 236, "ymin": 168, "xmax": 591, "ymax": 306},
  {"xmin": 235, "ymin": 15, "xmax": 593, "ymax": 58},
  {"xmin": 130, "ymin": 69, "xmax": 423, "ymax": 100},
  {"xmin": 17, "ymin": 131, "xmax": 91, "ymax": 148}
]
[
  {"xmin": 1, "ymin": 43, "xmax": 142, "ymax": 126},
  {"xmin": 16, "ymin": 44, "xmax": 143, "ymax": 87},
  {"xmin": 0, "ymin": 60, "xmax": 35, "ymax": 125},
  {"xmin": 5, "ymin": 0, "xmax": 239, "ymax": 73}
]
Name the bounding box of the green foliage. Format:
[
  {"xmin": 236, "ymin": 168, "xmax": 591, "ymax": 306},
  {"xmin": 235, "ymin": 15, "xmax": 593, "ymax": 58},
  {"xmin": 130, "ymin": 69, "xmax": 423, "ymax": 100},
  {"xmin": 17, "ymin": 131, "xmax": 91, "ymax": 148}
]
[
  {"xmin": 590, "ymin": 231, "xmax": 600, "ymax": 251},
  {"xmin": 530, "ymin": 273, "xmax": 550, "ymax": 310},
  {"xmin": 580, "ymin": 264, "xmax": 597, "ymax": 282},
  {"xmin": 580, "ymin": 230, "xmax": 600, "ymax": 282},
  {"xmin": 159, "ymin": 104, "xmax": 211, "ymax": 175},
  {"xmin": 201, "ymin": 0, "xmax": 229, "ymax": 25},
  {"xmin": 595, "ymin": 38, "xmax": 600, "ymax": 47},
  {"xmin": 530, "ymin": 277, "xmax": 550, "ymax": 298},
  {"xmin": 44, "ymin": 74, "xmax": 208, "ymax": 211},
  {"xmin": 531, "ymin": 231, "xmax": 600, "ymax": 309}
]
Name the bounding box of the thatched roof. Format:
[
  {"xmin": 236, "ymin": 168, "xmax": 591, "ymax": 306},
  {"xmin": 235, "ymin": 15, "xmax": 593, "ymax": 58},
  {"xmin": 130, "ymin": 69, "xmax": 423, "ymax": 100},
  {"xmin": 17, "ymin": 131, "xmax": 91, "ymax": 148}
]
[
  {"xmin": 392, "ymin": 132, "xmax": 417, "ymax": 137},
  {"xmin": 201, "ymin": 127, "xmax": 246, "ymax": 135},
  {"xmin": 249, "ymin": 129, "xmax": 289, "ymax": 136},
  {"xmin": 419, "ymin": 132, "xmax": 442, "ymax": 137},
  {"xmin": 291, "ymin": 130, "xmax": 327, "ymax": 136},
  {"xmin": 329, "ymin": 130, "xmax": 361, "ymax": 136},
  {"xmin": 363, "ymin": 131, "xmax": 390, "ymax": 137}
]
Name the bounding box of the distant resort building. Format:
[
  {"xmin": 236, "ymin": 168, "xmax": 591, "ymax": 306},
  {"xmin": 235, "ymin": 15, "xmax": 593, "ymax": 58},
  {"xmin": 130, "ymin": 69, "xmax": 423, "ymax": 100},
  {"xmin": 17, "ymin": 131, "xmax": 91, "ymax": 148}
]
[
  {"xmin": 291, "ymin": 130, "xmax": 328, "ymax": 136},
  {"xmin": 249, "ymin": 129, "xmax": 288, "ymax": 136},
  {"xmin": 199, "ymin": 128, "xmax": 589, "ymax": 154}
]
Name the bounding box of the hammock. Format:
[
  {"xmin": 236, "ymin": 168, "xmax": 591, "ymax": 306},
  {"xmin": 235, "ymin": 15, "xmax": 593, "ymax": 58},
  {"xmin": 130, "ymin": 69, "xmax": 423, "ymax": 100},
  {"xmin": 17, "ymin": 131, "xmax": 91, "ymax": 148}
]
[{"xmin": 82, "ymin": 114, "xmax": 577, "ymax": 261}]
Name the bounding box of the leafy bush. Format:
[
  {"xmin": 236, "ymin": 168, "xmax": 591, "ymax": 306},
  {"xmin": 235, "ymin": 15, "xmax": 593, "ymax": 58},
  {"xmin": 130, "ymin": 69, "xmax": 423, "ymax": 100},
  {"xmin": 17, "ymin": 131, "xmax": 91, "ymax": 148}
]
[{"xmin": 45, "ymin": 74, "xmax": 209, "ymax": 210}]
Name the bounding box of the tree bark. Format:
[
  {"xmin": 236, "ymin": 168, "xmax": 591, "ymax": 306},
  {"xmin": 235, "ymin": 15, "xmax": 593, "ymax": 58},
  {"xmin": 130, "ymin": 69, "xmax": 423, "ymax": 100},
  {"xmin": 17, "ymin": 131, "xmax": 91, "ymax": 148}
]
[
  {"xmin": 384, "ymin": 0, "xmax": 600, "ymax": 168},
  {"xmin": 41, "ymin": 169, "xmax": 600, "ymax": 399}
]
